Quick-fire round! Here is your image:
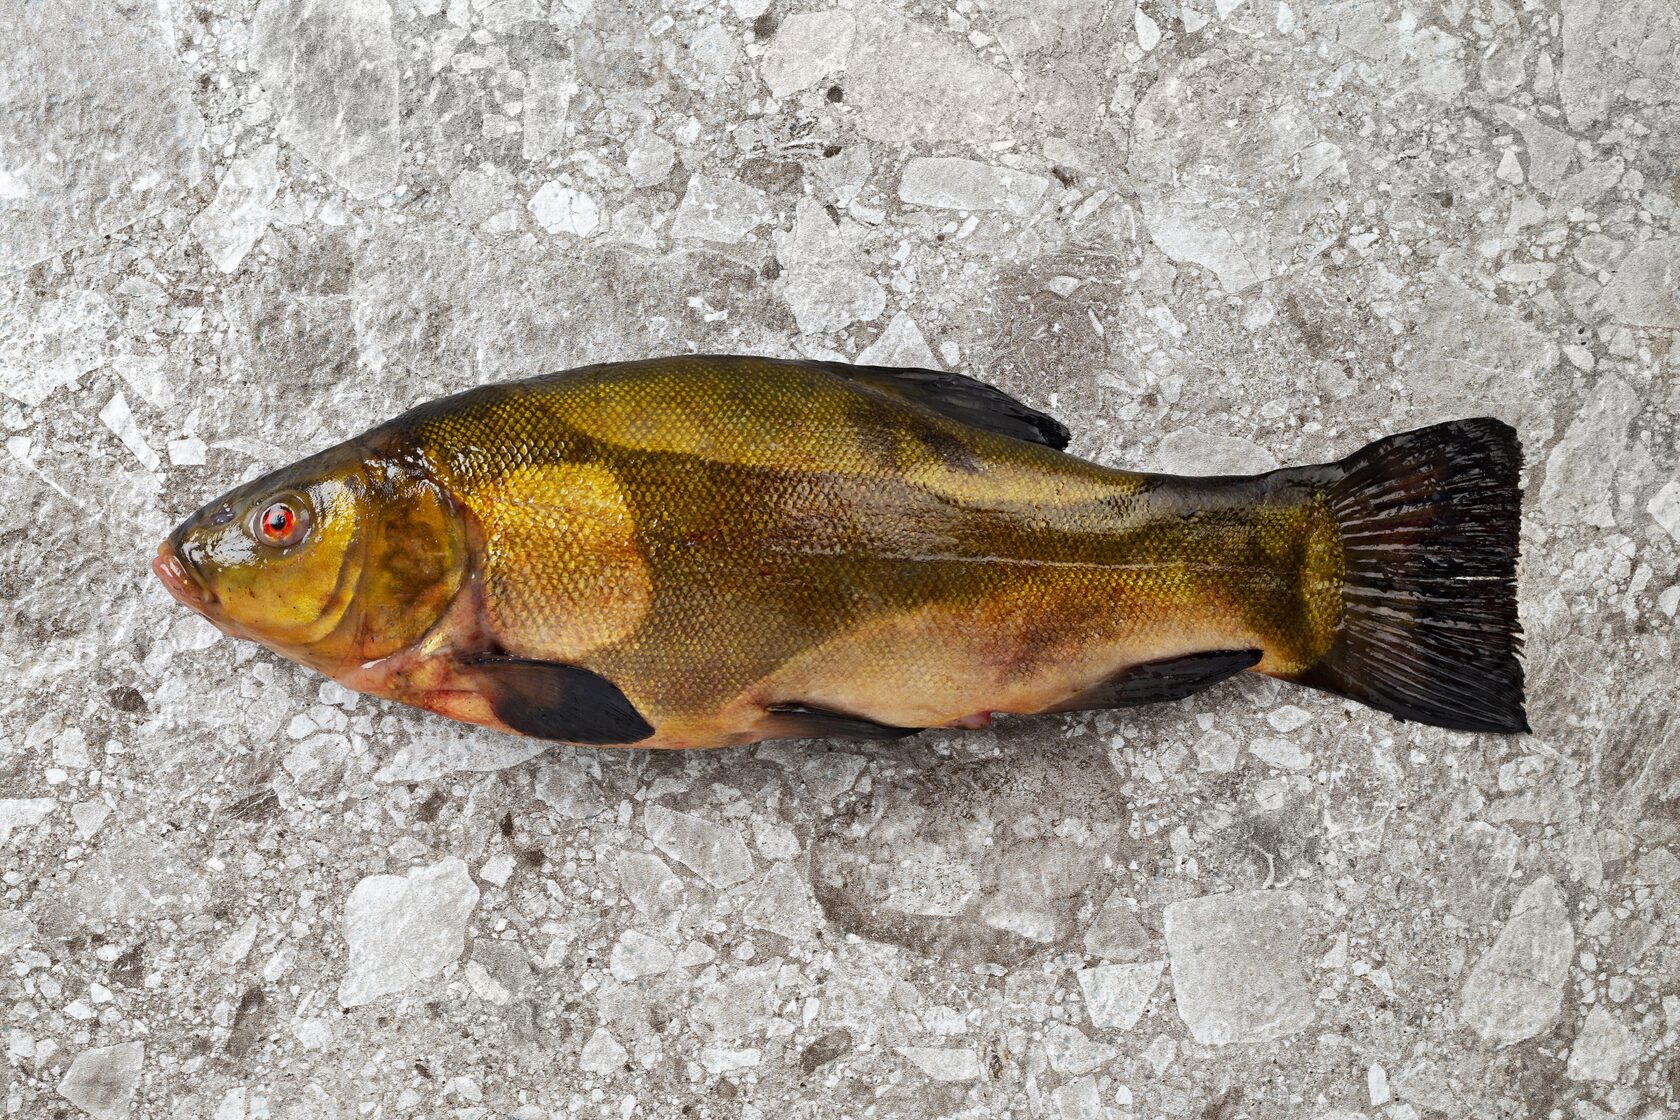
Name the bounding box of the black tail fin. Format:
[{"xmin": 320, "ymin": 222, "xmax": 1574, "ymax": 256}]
[{"xmin": 1297, "ymin": 419, "xmax": 1528, "ymax": 733}]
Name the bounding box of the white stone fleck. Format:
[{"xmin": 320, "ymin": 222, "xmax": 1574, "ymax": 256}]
[
  {"xmin": 478, "ymin": 852, "xmax": 515, "ymax": 888},
  {"xmin": 252, "ymin": 0, "xmax": 400, "ymax": 200},
  {"xmin": 70, "ymin": 801, "xmax": 111, "ymax": 840},
  {"xmin": 643, "ymin": 805, "xmax": 754, "ymax": 888},
  {"xmin": 98, "ymin": 393, "xmax": 160, "ymax": 473},
  {"xmin": 1567, "ymin": 1005, "xmax": 1638, "ymax": 1081},
  {"xmin": 1152, "ymin": 429, "xmax": 1280, "ymax": 476},
  {"xmin": 1043, "ymin": 1022, "xmax": 1118, "ymax": 1075},
  {"xmin": 898, "ymin": 157, "xmax": 1051, "ymax": 218},
  {"xmin": 1459, "ymin": 876, "xmax": 1573, "ymax": 1046},
  {"xmin": 760, "ymin": 10, "xmax": 856, "ymax": 99},
  {"xmin": 1136, "ymin": 7, "xmax": 1162, "ymax": 50},
  {"xmin": 896, "ymin": 1046, "xmax": 980, "ymax": 1082},
  {"xmin": 856, "ymin": 312, "xmax": 941, "ymax": 369},
  {"xmin": 700, "ymin": 1046, "xmax": 760, "ymax": 1074},
  {"xmin": 775, "ymin": 198, "xmax": 885, "ymax": 334},
  {"xmin": 1077, "ymin": 961, "xmax": 1163, "ymax": 1031},
  {"xmin": 846, "ymin": 7, "xmax": 1018, "ymax": 143},
  {"xmin": 617, "ymin": 850, "xmax": 685, "ymax": 918},
  {"xmin": 1193, "ymin": 729, "xmax": 1239, "ymax": 774},
  {"xmin": 1266, "ymin": 705, "xmax": 1312, "ymax": 734},
  {"xmin": 216, "ymin": 915, "xmax": 260, "ymax": 965},
  {"xmin": 166, "ymin": 437, "xmax": 207, "ymax": 467},
  {"xmin": 191, "ymin": 146, "xmax": 281, "ymax": 274},
  {"xmin": 795, "ymin": 750, "xmax": 867, "ymax": 802},
  {"xmin": 624, "ymin": 134, "xmax": 675, "ymax": 188},
  {"xmin": 1597, "ymin": 241, "xmax": 1680, "ymax": 329},
  {"xmin": 1647, "ymin": 481, "xmax": 1680, "ymax": 543},
  {"xmin": 609, "ymin": 930, "xmax": 673, "ymax": 981},
  {"xmin": 338, "ymin": 857, "xmax": 480, "ymax": 1007},
  {"xmin": 670, "ymin": 176, "xmax": 771, "ymax": 244},
  {"xmin": 1539, "ymin": 375, "xmax": 1640, "ymax": 528},
  {"xmin": 522, "ymin": 62, "xmax": 577, "ymax": 162},
  {"xmin": 528, "ymin": 182, "xmax": 600, "ymax": 238},
  {"xmin": 1369, "ymin": 1062, "xmax": 1391, "ymax": 1105},
  {"xmin": 58, "ymin": 1041, "xmax": 144, "ymax": 1120},
  {"xmin": 1250, "ymin": 738, "xmax": 1313, "ymax": 771},
  {"xmin": 579, "ymin": 1027, "xmax": 628, "ymax": 1074},
  {"xmin": 533, "ymin": 759, "xmax": 608, "ymax": 819},
  {"xmin": 743, "ymin": 861, "xmax": 823, "ymax": 941},
  {"xmin": 1163, "ymin": 889, "xmax": 1314, "ymax": 1045},
  {"xmin": 0, "ymin": 798, "xmax": 56, "ymax": 845}
]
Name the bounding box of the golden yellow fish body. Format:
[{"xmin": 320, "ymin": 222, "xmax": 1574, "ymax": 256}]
[{"xmin": 157, "ymin": 355, "xmax": 1527, "ymax": 746}]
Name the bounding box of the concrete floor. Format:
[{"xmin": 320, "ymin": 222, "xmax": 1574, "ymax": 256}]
[{"xmin": 4, "ymin": 0, "xmax": 1679, "ymax": 1117}]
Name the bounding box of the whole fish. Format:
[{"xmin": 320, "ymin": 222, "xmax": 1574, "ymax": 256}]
[{"xmin": 154, "ymin": 356, "xmax": 1527, "ymax": 747}]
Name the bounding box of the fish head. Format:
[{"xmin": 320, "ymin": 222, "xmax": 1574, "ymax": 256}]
[{"xmin": 154, "ymin": 439, "xmax": 466, "ymax": 673}]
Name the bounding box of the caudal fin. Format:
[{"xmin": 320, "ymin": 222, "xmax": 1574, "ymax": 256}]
[{"xmin": 1297, "ymin": 419, "xmax": 1528, "ymax": 733}]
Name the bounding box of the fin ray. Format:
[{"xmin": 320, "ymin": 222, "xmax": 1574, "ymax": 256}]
[
  {"xmin": 464, "ymin": 656, "xmax": 654, "ymax": 744},
  {"xmin": 762, "ymin": 702, "xmax": 921, "ymax": 741},
  {"xmin": 1293, "ymin": 418, "xmax": 1527, "ymax": 733},
  {"xmin": 819, "ymin": 362, "xmax": 1072, "ymax": 449},
  {"xmin": 1048, "ymin": 650, "xmax": 1262, "ymax": 713}
]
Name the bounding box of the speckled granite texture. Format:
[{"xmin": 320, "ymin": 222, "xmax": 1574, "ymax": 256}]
[{"xmin": 3, "ymin": 1, "xmax": 1679, "ymax": 1118}]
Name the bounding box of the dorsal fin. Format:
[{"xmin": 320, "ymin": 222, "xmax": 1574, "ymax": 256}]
[{"xmin": 819, "ymin": 362, "xmax": 1071, "ymax": 450}]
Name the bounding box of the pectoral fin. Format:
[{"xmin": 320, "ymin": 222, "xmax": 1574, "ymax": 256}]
[
  {"xmin": 1047, "ymin": 650, "xmax": 1262, "ymax": 713},
  {"xmin": 762, "ymin": 702, "xmax": 921, "ymax": 742},
  {"xmin": 821, "ymin": 362, "xmax": 1072, "ymax": 450},
  {"xmin": 465, "ymin": 656, "xmax": 654, "ymax": 744}
]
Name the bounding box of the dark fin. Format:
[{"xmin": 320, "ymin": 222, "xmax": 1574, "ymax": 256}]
[
  {"xmin": 465, "ymin": 656, "xmax": 654, "ymax": 744},
  {"xmin": 821, "ymin": 362, "xmax": 1072, "ymax": 450},
  {"xmin": 1047, "ymin": 650, "xmax": 1262, "ymax": 713},
  {"xmin": 1294, "ymin": 418, "xmax": 1528, "ymax": 733},
  {"xmin": 762, "ymin": 702, "xmax": 921, "ymax": 742}
]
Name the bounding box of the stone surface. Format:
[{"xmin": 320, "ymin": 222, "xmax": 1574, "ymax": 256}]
[
  {"xmin": 6, "ymin": 1, "xmax": 1679, "ymax": 1115},
  {"xmin": 1459, "ymin": 876, "xmax": 1574, "ymax": 1046},
  {"xmin": 252, "ymin": 0, "xmax": 400, "ymax": 200},
  {"xmin": 670, "ymin": 176, "xmax": 772, "ymax": 244},
  {"xmin": 191, "ymin": 147, "xmax": 282, "ymax": 274},
  {"xmin": 1077, "ymin": 961, "xmax": 1163, "ymax": 1031},
  {"xmin": 643, "ymin": 805, "xmax": 754, "ymax": 888},
  {"xmin": 58, "ymin": 1041, "xmax": 144, "ymax": 1120},
  {"xmin": 338, "ymin": 858, "xmax": 479, "ymax": 1007},
  {"xmin": 0, "ymin": 0, "xmax": 204, "ymax": 271},
  {"xmin": 898, "ymin": 158, "xmax": 1051, "ymax": 218},
  {"xmin": 760, "ymin": 10, "xmax": 856, "ymax": 99},
  {"xmin": 1163, "ymin": 890, "xmax": 1314, "ymax": 1045},
  {"xmin": 1566, "ymin": 1005, "xmax": 1640, "ymax": 1082}
]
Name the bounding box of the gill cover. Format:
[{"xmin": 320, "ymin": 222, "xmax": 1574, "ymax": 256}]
[{"xmin": 165, "ymin": 441, "xmax": 465, "ymax": 670}]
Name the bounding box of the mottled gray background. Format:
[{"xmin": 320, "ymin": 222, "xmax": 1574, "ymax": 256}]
[{"xmin": 3, "ymin": 0, "xmax": 1679, "ymax": 1117}]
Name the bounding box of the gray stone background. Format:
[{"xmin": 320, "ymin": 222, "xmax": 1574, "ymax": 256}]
[{"xmin": 3, "ymin": 0, "xmax": 1678, "ymax": 1117}]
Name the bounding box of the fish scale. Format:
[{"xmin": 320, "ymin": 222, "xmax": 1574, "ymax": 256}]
[{"xmin": 156, "ymin": 355, "xmax": 1527, "ymax": 746}]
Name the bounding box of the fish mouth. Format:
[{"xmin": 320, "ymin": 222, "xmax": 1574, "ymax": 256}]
[{"xmin": 152, "ymin": 539, "xmax": 214, "ymax": 609}]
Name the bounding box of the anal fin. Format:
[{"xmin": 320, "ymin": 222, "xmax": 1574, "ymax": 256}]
[
  {"xmin": 1047, "ymin": 650, "xmax": 1262, "ymax": 714},
  {"xmin": 762, "ymin": 702, "xmax": 921, "ymax": 742},
  {"xmin": 464, "ymin": 656, "xmax": 654, "ymax": 744}
]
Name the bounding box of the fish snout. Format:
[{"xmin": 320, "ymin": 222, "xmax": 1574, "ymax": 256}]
[{"xmin": 152, "ymin": 539, "xmax": 212, "ymax": 609}]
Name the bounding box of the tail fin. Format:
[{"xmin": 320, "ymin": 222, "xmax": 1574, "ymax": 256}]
[{"xmin": 1297, "ymin": 418, "xmax": 1528, "ymax": 733}]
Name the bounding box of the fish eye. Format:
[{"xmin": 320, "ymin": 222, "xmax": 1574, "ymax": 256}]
[{"xmin": 252, "ymin": 497, "xmax": 311, "ymax": 548}]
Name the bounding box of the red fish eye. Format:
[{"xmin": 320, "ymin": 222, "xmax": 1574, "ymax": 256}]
[{"xmin": 257, "ymin": 501, "xmax": 303, "ymax": 546}]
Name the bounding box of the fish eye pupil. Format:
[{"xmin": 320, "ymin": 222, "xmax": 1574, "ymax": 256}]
[{"xmin": 259, "ymin": 501, "xmax": 298, "ymax": 543}]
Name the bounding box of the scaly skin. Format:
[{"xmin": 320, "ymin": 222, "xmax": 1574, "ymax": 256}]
[{"xmin": 332, "ymin": 356, "xmax": 1343, "ymax": 746}]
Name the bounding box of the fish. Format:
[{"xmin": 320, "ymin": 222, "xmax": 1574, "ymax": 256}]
[{"xmin": 153, "ymin": 355, "xmax": 1527, "ymax": 748}]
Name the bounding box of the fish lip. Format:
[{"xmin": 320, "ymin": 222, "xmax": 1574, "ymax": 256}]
[{"xmin": 152, "ymin": 539, "xmax": 214, "ymax": 609}]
